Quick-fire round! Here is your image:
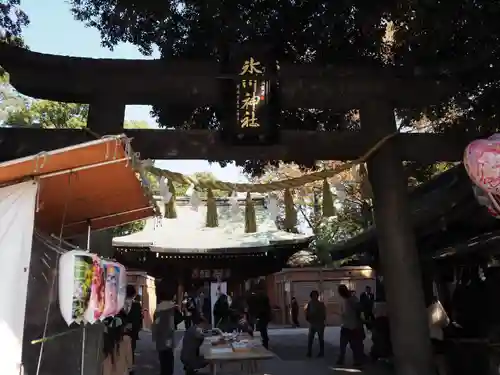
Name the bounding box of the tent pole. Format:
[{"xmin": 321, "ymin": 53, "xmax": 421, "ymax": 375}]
[
  {"xmin": 81, "ymin": 219, "xmax": 91, "ymax": 375},
  {"xmin": 86, "ymin": 220, "xmax": 92, "ymax": 250},
  {"xmin": 63, "ymin": 206, "xmax": 153, "ymax": 229},
  {"xmin": 38, "ymin": 157, "xmax": 130, "ymax": 180}
]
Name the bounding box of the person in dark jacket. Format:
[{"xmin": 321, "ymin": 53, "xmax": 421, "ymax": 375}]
[
  {"xmin": 291, "ymin": 297, "xmax": 300, "ymax": 327},
  {"xmin": 124, "ymin": 285, "xmax": 143, "ymax": 374},
  {"xmin": 360, "ymin": 286, "xmax": 375, "ymax": 327},
  {"xmin": 249, "ymin": 288, "xmax": 272, "ymax": 349},
  {"xmin": 182, "ymin": 292, "xmax": 197, "ymax": 329},
  {"xmin": 213, "ymin": 294, "xmax": 231, "ymax": 329},
  {"xmin": 152, "ymin": 291, "xmax": 177, "ymax": 375},
  {"xmin": 180, "ymin": 316, "xmax": 209, "ymax": 375},
  {"xmin": 306, "ymin": 290, "xmax": 326, "ymax": 357},
  {"xmin": 201, "ymin": 294, "xmax": 212, "ymax": 325}
]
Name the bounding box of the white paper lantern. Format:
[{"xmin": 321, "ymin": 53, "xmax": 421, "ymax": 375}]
[{"xmin": 58, "ymin": 250, "xmax": 95, "ymax": 326}]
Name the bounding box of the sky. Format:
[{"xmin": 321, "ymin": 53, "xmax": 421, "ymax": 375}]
[{"xmin": 18, "ymin": 0, "xmax": 245, "ymax": 182}]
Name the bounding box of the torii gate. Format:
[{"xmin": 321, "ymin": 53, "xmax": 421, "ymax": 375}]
[{"xmin": 0, "ymin": 41, "xmax": 473, "ymax": 375}]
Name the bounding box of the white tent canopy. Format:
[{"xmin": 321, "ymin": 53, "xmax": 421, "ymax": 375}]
[
  {"xmin": 0, "ymin": 181, "xmax": 38, "ymax": 375},
  {"xmin": 112, "ymin": 199, "xmax": 312, "ymax": 253}
]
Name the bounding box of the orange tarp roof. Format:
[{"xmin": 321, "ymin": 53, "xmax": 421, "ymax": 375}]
[{"xmin": 0, "ymin": 135, "xmax": 157, "ymax": 237}]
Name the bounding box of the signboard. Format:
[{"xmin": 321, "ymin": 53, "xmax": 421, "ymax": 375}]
[
  {"xmin": 218, "ymin": 45, "xmax": 280, "ymax": 145},
  {"xmin": 236, "ymin": 58, "xmax": 269, "ymax": 130},
  {"xmin": 191, "ymin": 268, "xmax": 231, "ymax": 280}
]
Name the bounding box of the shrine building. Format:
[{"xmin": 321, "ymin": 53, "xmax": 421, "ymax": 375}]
[{"xmin": 113, "ymin": 195, "xmax": 313, "ymax": 299}]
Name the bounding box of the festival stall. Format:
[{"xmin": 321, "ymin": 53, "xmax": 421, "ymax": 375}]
[{"xmin": 0, "ymin": 135, "xmax": 157, "ymax": 375}]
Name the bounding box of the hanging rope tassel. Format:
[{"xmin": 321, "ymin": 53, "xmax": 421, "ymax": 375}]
[
  {"xmin": 206, "ymin": 188, "xmax": 219, "ymax": 228},
  {"xmin": 359, "ymin": 164, "xmax": 373, "ymax": 200},
  {"xmin": 283, "ymin": 188, "xmax": 297, "ymax": 232},
  {"xmin": 164, "ymin": 179, "xmax": 177, "ymax": 218},
  {"xmin": 322, "ymin": 179, "xmax": 335, "ymax": 217},
  {"xmin": 245, "ymin": 192, "xmax": 257, "ymax": 233}
]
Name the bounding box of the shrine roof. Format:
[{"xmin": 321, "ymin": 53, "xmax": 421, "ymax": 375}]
[
  {"xmin": 329, "ymin": 164, "xmax": 500, "ymax": 261},
  {"xmin": 112, "ymin": 196, "xmax": 312, "ymax": 253}
]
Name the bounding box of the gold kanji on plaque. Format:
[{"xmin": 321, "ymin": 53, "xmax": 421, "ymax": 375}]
[
  {"xmin": 239, "ymin": 57, "xmax": 263, "ymax": 75},
  {"xmin": 237, "ymin": 57, "xmax": 266, "ymax": 129}
]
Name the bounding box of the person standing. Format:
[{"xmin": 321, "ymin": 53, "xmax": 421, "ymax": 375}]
[
  {"xmin": 291, "ymin": 297, "xmax": 300, "ymax": 328},
  {"xmin": 182, "ymin": 292, "xmax": 197, "ymax": 329},
  {"xmin": 360, "ymin": 286, "xmax": 375, "ymax": 325},
  {"xmin": 152, "ymin": 291, "xmax": 177, "ymax": 375},
  {"xmin": 337, "ymin": 284, "xmax": 365, "ymax": 366},
  {"xmin": 174, "ymin": 302, "xmax": 183, "ymax": 330},
  {"xmin": 253, "ymin": 287, "xmax": 272, "ymax": 349},
  {"xmin": 123, "ymin": 285, "xmax": 143, "ymax": 375},
  {"xmin": 213, "ymin": 293, "xmax": 230, "ymax": 329},
  {"xmin": 197, "ymin": 291, "xmax": 205, "ymax": 319},
  {"xmin": 202, "ymin": 292, "xmax": 212, "ymax": 325},
  {"xmin": 305, "ymin": 290, "xmax": 326, "ymax": 357}
]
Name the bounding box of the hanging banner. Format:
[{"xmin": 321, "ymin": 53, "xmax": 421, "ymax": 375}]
[{"xmin": 0, "ymin": 181, "xmax": 38, "ymax": 375}]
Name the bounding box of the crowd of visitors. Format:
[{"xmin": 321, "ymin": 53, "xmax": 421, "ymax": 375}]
[
  {"xmin": 127, "ymin": 282, "xmax": 380, "ymax": 375},
  {"xmin": 119, "ymin": 277, "xmax": 465, "ymax": 375},
  {"xmin": 301, "ymin": 285, "xmax": 374, "ymax": 366},
  {"xmin": 148, "ymin": 283, "xmax": 272, "ymax": 375}
]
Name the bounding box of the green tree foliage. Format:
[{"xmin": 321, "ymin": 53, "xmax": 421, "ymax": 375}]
[
  {"xmin": 4, "ymin": 97, "xmax": 152, "ymax": 130},
  {"xmin": 5, "ymin": 100, "xmax": 89, "ymax": 128},
  {"xmin": 68, "ymin": 0, "xmax": 497, "ymax": 176},
  {"xmin": 111, "ymin": 220, "xmax": 145, "ymax": 237},
  {"xmin": 252, "ymin": 162, "xmax": 364, "ymax": 266},
  {"xmin": 0, "ymin": 0, "xmax": 29, "ymax": 40},
  {"xmin": 0, "ymin": 1, "xmax": 29, "ymax": 80},
  {"xmin": 124, "ymin": 120, "xmax": 150, "ymax": 129},
  {"xmin": 69, "ymin": 0, "xmax": 385, "ymax": 175}
]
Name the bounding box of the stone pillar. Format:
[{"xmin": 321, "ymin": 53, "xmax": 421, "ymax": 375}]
[
  {"xmin": 87, "ymin": 99, "xmax": 125, "ymax": 135},
  {"xmin": 360, "ymin": 101, "xmax": 434, "ymax": 375}
]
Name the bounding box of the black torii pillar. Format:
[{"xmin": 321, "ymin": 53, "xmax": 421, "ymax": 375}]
[{"xmin": 360, "ymin": 101, "xmax": 434, "ymax": 375}]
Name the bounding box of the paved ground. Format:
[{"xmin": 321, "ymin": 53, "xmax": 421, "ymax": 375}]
[{"xmin": 134, "ymin": 327, "xmax": 393, "ymax": 375}]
